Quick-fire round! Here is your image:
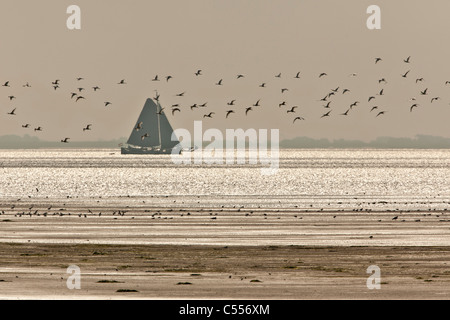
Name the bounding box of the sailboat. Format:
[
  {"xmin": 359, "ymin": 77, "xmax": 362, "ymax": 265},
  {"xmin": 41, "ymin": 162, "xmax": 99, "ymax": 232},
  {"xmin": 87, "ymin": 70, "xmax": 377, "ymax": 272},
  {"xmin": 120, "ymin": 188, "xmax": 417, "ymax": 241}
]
[{"xmin": 121, "ymin": 98, "xmax": 182, "ymax": 155}]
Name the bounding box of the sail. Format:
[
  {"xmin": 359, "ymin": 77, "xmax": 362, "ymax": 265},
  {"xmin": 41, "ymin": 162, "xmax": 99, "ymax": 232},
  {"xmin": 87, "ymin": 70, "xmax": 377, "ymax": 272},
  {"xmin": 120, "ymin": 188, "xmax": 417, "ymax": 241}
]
[
  {"xmin": 159, "ymin": 103, "xmax": 180, "ymax": 149},
  {"xmin": 126, "ymin": 98, "xmax": 160, "ymax": 147}
]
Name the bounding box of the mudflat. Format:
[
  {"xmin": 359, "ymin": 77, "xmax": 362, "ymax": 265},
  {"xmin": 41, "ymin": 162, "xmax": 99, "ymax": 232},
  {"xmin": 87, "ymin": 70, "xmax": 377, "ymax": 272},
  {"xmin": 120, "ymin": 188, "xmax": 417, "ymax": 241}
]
[
  {"xmin": 1, "ymin": 206, "xmax": 450, "ymax": 299},
  {"xmin": 0, "ymin": 244, "xmax": 449, "ymax": 299}
]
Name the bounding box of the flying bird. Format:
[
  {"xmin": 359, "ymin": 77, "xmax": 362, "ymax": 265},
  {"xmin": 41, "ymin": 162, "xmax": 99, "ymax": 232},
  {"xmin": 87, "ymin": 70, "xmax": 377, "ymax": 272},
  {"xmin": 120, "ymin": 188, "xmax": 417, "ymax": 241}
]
[
  {"xmin": 104, "ymin": 102, "xmax": 112, "ymax": 107},
  {"xmin": 404, "ymin": 56, "xmax": 411, "ymax": 63},
  {"xmin": 76, "ymin": 96, "xmax": 85, "ymax": 102},
  {"xmin": 376, "ymin": 111, "xmax": 386, "ymax": 117},
  {"xmin": 195, "ymin": 70, "xmax": 202, "ymax": 76},
  {"xmin": 323, "ymin": 101, "xmax": 332, "ymax": 108},
  {"xmin": 83, "ymin": 124, "xmax": 92, "ymax": 131},
  {"xmin": 237, "ymin": 74, "xmax": 245, "ymax": 79},
  {"xmin": 431, "ymin": 97, "xmax": 440, "ymax": 103},
  {"xmin": 293, "ymin": 117, "xmax": 305, "ymax": 123},
  {"xmin": 135, "ymin": 122, "xmax": 143, "ymax": 131},
  {"xmin": 319, "ymin": 73, "xmax": 327, "ymax": 78},
  {"xmin": 166, "ymin": 75, "xmax": 173, "ymax": 82},
  {"xmin": 350, "ymin": 101, "xmax": 359, "ymax": 109},
  {"xmin": 203, "ymin": 112, "xmax": 215, "ymax": 118},
  {"xmin": 118, "ymin": 79, "xmax": 126, "ymax": 85},
  {"xmin": 7, "ymin": 108, "xmax": 16, "ymax": 115},
  {"xmin": 152, "ymin": 75, "xmax": 160, "ymax": 81},
  {"xmin": 22, "ymin": 124, "xmax": 30, "ymax": 128},
  {"xmin": 375, "ymin": 57, "xmax": 382, "ymax": 64},
  {"xmin": 141, "ymin": 133, "xmax": 149, "ymax": 140},
  {"xmin": 410, "ymin": 104, "xmax": 419, "ymax": 112},
  {"xmin": 245, "ymin": 107, "xmax": 253, "ymax": 115},
  {"xmin": 226, "ymin": 110, "xmax": 235, "ymax": 118},
  {"xmin": 61, "ymin": 138, "xmax": 70, "ymax": 143},
  {"xmin": 401, "ymin": 70, "xmax": 410, "ymax": 78},
  {"xmin": 92, "ymin": 86, "xmax": 100, "ymax": 91},
  {"xmin": 321, "ymin": 110, "xmax": 331, "ymax": 118},
  {"xmin": 172, "ymin": 108, "xmax": 181, "ymax": 116},
  {"xmin": 34, "ymin": 127, "xmax": 42, "ymax": 132},
  {"xmin": 294, "ymin": 72, "xmax": 301, "ymax": 79},
  {"xmin": 216, "ymin": 79, "xmax": 223, "ymax": 86},
  {"xmin": 2, "ymin": 81, "xmax": 10, "ymax": 87},
  {"xmin": 287, "ymin": 106, "xmax": 298, "ymax": 113}
]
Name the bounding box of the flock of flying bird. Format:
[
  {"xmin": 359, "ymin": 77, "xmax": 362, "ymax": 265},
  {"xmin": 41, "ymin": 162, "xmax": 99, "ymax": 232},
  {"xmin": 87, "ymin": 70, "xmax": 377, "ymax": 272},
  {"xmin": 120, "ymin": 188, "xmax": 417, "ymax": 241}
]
[{"xmin": 2, "ymin": 55, "xmax": 450, "ymax": 143}]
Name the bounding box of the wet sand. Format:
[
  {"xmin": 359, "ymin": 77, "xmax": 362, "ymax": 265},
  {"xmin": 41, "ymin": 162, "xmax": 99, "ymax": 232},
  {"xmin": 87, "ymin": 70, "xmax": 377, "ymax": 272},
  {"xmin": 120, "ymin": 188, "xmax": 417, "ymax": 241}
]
[
  {"xmin": 1, "ymin": 204, "xmax": 450, "ymax": 299},
  {"xmin": 1, "ymin": 244, "xmax": 450, "ymax": 300}
]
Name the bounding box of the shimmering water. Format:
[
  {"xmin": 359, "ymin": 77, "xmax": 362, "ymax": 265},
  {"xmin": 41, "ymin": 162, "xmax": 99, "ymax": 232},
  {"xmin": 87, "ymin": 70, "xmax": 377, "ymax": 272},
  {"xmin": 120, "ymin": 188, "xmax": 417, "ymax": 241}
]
[{"xmin": 0, "ymin": 149, "xmax": 449, "ymax": 211}]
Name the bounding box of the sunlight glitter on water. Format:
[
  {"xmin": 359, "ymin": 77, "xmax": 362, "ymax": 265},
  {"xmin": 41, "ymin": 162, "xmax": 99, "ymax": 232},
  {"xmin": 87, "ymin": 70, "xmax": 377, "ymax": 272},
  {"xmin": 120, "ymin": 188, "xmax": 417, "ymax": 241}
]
[{"xmin": 0, "ymin": 149, "xmax": 449, "ymax": 210}]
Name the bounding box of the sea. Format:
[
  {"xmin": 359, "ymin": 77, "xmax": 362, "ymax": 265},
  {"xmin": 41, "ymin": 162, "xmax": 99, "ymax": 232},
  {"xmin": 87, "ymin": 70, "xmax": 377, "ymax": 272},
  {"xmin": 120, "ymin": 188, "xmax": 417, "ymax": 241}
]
[{"xmin": 0, "ymin": 149, "xmax": 449, "ymax": 213}]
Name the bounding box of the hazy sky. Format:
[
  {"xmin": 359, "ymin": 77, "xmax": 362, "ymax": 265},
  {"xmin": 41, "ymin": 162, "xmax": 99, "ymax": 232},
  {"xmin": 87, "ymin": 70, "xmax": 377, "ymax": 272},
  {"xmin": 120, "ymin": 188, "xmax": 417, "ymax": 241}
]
[{"xmin": 1, "ymin": 0, "xmax": 450, "ymax": 142}]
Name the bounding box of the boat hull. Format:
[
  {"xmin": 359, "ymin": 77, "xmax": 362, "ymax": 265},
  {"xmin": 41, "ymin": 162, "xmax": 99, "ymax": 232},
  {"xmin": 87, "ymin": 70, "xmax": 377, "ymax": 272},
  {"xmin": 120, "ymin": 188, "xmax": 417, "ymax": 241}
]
[{"xmin": 121, "ymin": 146, "xmax": 181, "ymax": 155}]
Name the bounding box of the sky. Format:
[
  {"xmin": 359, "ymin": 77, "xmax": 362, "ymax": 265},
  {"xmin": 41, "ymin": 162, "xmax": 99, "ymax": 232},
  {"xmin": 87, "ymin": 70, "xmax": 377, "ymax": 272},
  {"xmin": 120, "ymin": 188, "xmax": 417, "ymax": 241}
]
[{"xmin": 1, "ymin": 0, "xmax": 450, "ymax": 143}]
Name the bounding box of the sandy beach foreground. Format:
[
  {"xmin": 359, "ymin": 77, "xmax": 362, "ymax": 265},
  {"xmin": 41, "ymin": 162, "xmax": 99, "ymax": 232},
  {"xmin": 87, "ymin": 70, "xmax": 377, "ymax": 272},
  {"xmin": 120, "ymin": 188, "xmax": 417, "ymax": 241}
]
[
  {"xmin": 1, "ymin": 204, "xmax": 450, "ymax": 299},
  {"xmin": 0, "ymin": 244, "xmax": 449, "ymax": 300}
]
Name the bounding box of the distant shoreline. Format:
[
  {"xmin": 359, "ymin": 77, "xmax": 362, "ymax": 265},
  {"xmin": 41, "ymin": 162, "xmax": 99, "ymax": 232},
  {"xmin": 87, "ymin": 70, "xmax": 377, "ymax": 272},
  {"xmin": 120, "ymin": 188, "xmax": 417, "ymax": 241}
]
[{"xmin": 1, "ymin": 134, "xmax": 450, "ymax": 149}]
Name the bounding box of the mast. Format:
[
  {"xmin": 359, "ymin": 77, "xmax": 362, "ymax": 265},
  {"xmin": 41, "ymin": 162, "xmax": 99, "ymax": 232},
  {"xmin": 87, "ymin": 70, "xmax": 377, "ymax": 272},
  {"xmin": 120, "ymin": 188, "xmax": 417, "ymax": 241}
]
[
  {"xmin": 157, "ymin": 103, "xmax": 162, "ymax": 147},
  {"xmin": 159, "ymin": 103, "xmax": 180, "ymax": 149}
]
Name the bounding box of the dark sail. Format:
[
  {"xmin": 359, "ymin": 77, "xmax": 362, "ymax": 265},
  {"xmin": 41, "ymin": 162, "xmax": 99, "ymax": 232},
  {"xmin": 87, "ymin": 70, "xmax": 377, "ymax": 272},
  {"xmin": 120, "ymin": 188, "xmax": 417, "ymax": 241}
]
[
  {"xmin": 158, "ymin": 102, "xmax": 180, "ymax": 149},
  {"xmin": 126, "ymin": 99, "xmax": 160, "ymax": 147}
]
